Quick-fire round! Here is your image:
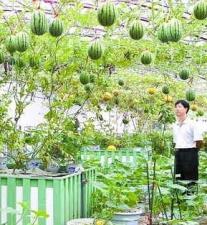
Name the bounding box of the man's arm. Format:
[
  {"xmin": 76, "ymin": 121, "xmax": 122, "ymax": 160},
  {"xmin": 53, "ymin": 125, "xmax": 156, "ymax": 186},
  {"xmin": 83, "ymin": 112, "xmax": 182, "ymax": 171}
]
[
  {"xmin": 172, "ymin": 124, "xmax": 176, "ymax": 149},
  {"xmin": 194, "ymin": 121, "xmax": 203, "ymax": 149}
]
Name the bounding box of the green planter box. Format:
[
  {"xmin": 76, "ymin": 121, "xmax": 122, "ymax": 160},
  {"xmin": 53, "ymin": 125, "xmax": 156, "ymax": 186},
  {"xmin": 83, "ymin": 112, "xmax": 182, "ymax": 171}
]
[
  {"xmin": 0, "ymin": 168, "xmax": 96, "ymax": 225},
  {"xmin": 81, "ymin": 169, "xmax": 96, "ymax": 218},
  {"xmin": 81, "ymin": 149, "xmax": 144, "ymax": 167}
]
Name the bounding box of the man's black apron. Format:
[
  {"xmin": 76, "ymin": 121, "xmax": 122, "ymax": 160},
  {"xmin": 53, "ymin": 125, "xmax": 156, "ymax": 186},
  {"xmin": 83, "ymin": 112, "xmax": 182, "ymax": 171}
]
[{"xmin": 175, "ymin": 148, "xmax": 199, "ymax": 180}]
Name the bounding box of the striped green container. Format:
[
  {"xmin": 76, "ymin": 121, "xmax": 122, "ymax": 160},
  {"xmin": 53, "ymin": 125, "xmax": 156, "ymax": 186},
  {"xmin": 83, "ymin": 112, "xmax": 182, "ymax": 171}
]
[
  {"xmin": 81, "ymin": 148, "xmax": 144, "ymax": 167},
  {"xmin": 81, "ymin": 168, "xmax": 96, "ymax": 218},
  {"xmin": 0, "ymin": 168, "xmax": 95, "ymax": 225}
]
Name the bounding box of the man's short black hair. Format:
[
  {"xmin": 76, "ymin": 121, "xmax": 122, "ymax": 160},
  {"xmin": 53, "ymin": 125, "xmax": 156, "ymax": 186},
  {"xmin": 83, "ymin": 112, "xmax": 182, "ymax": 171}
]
[{"xmin": 175, "ymin": 100, "xmax": 190, "ymax": 113}]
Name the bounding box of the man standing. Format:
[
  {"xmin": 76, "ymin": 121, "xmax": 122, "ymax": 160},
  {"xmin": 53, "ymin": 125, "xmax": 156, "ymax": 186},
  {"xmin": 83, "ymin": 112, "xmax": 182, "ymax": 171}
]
[{"xmin": 173, "ymin": 100, "xmax": 203, "ymax": 186}]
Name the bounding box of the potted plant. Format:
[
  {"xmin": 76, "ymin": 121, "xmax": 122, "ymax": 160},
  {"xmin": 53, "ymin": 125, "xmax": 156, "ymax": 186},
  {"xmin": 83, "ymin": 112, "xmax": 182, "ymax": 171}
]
[{"xmin": 92, "ymin": 160, "xmax": 145, "ymax": 225}]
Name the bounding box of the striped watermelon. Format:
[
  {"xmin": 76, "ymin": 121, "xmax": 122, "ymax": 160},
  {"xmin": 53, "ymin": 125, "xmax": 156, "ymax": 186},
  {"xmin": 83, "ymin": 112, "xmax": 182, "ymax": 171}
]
[
  {"xmin": 129, "ymin": 21, "xmax": 144, "ymax": 40},
  {"xmin": 141, "ymin": 51, "xmax": 152, "ymax": 65},
  {"xmin": 88, "ymin": 41, "xmax": 102, "ymax": 60},
  {"xmin": 179, "ymin": 69, "xmax": 189, "ymax": 80},
  {"xmin": 80, "ymin": 73, "xmax": 90, "ymax": 85},
  {"xmin": 31, "ymin": 11, "xmax": 48, "ymax": 35},
  {"xmin": 167, "ymin": 19, "xmax": 182, "ymax": 42},
  {"xmin": 118, "ymin": 79, "xmax": 124, "ymax": 86},
  {"xmin": 157, "ymin": 23, "xmax": 169, "ymax": 43},
  {"xmin": 16, "ymin": 32, "xmax": 29, "ymax": 52},
  {"xmin": 122, "ymin": 118, "xmax": 129, "ymax": 124},
  {"xmin": 6, "ymin": 56, "xmax": 15, "ymax": 65},
  {"xmin": 15, "ymin": 57, "xmax": 25, "ymax": 68},
  {"xmin": 29, "ymin": 56, "xmax": 40, "ymax": 68},
  {"xmin": 90, "ymin": 74, "xmax": 95, "ymax": 83},
  {"xmin": 84, "ymin": 83, "xmax": 93, "ymax": 93},
  {"xmin": 186, "ymin": 89, "xmax": 196, "ymax": 102},
  {"xmin": 49, "ymin": 19, "xmax": 64, "ymax": 37},
  {"xmin": 193, "ymin": 1, "xmax": 207, "ymax": 20},
  {"xmin": 5, "ymin": 35, "xmax": 17, "ymax": 54},
  {"xmin": 196, "ymin": 110, "xmax": 204, "ymax": 117},
  {"xmin": 162, "ymin": 86, "xmax": 170, "ymax": 95},
  {"xmin": 98, "ymin": 2, "xmax": 116, "ymax": 27}
]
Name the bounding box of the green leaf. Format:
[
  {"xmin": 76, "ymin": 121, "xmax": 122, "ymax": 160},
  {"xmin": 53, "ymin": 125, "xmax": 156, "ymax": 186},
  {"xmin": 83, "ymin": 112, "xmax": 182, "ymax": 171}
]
[
  {"xmin": 18, "ymin": 202, "xmax": 29, "ymax": 210},
  {"xmin": 31, "ymin": 210, "xmax": 49, "ymax": 218},
  {"xmin": 167, "ymin": 183, "xmax": 187, "ymax": 192},
  {"xmin": 116, "ymin": 203, "xmax": 131, "ymax": 211},
  {"xmin": 93, "ymin": 181, "xmax": 108, "ymax": 191}
]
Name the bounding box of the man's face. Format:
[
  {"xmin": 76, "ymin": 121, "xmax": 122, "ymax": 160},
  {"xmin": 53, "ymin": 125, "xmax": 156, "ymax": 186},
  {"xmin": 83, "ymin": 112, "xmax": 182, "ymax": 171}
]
[{"xmin": 175, "ymin": 103, "xmax": 187, "ymax": 117}]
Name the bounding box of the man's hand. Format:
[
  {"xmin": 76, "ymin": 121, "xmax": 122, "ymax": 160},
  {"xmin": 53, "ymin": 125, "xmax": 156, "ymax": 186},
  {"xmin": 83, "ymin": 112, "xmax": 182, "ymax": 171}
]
[{"xmin": 196, "ymin": 140, "xmax": 203, "ymax": 149}]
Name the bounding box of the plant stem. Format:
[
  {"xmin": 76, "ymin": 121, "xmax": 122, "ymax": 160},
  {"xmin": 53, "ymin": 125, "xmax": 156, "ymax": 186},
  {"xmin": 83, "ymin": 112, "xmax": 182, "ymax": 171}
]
[
  {"xmin": 170, "ymin": 197, "xmax": 174, "ymax": 220},
  {"xmin": 157, "ymin": 183, "xmax": 168, "ymax": 221},
  {"xmin": 31, "ymin": 216, "xmax": 38, "ymax": 225},
  {"xmin": 146, "ymin": 161, "xmax": 151, "ymax": 220},
  {"xmin": 175, "ymin": 190, "xmax": 182, "ymax": 220},
  {"xmin": 3, "ymin": 16, "xmax": 13, "ymax": 34},
  {"xmin": 170, "ymin": 164, "xmax": 177, "ymax": 220},
  {"xmin": 149, "ymin": 159, "xmax": 156, "ymax": 225}
]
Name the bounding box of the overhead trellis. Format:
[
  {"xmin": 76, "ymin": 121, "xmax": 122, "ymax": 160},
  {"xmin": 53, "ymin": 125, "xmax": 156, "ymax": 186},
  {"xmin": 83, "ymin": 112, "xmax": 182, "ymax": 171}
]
[
  {"xmin": 1, "ymin": 0, "xmax": 207, "ymax": 42},
  {"xmin": 0, "ymin": 0, "xmax": 207, "ymax": 94}
]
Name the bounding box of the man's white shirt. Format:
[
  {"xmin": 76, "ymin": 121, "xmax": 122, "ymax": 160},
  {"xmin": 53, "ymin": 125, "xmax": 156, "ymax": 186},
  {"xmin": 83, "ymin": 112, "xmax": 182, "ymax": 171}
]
[{"xmin": 173, "ymin": 118, "xmax": 203, "ymax": 149}]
